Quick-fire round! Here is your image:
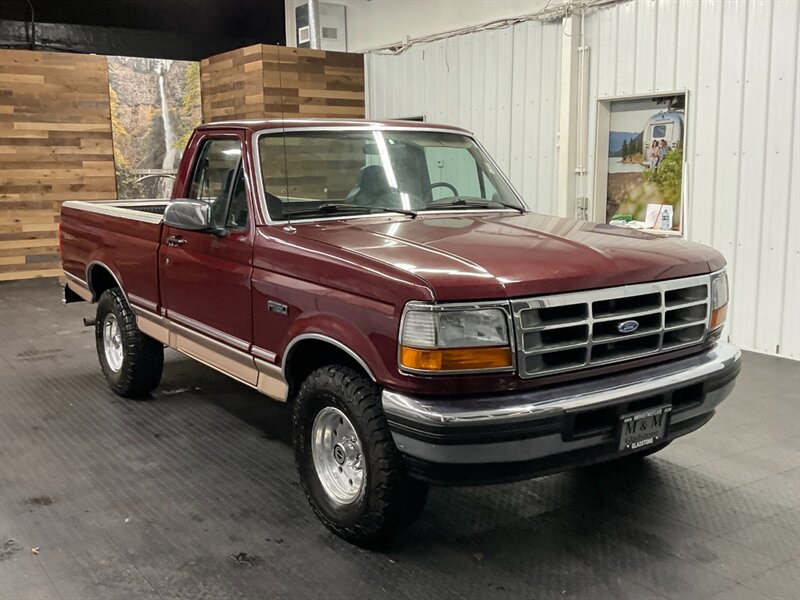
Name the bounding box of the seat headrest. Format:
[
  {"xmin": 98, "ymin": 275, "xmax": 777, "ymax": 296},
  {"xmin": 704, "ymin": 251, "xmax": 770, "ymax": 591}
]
[{"xmin": 357, "ymin": 165, "xmax": 390, "ymax": 194}]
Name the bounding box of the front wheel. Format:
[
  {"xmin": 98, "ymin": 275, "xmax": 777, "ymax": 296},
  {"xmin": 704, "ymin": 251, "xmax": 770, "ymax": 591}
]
[
  {"xmin": 293, "ymin": 365, "xmax": 428, "ymax": 546},
  {"xmin": 95, "ymin": 288, "xmax": 164, "ymax": 398}
]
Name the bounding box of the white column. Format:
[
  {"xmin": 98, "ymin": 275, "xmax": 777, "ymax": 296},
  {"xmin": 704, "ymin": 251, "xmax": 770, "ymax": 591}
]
[{"xmin": 557, "ymin": 11, "xmax": 581, "ymax": 219}]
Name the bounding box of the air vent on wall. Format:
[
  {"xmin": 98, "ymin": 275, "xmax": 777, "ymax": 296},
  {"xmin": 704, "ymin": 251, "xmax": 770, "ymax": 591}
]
[
  {"xmin": 298, "ymin": 26, "xmax": 310, "ymax": 45},
  {"xmin": 295, "ymin": 2, "xmax": 347, "ymax": 51}
]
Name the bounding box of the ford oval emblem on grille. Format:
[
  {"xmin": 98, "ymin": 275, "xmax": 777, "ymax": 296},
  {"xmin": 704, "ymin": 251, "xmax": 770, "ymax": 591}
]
[{"xmin": 617, "ymin": 319, "xmax": 640, "ymax": 334}]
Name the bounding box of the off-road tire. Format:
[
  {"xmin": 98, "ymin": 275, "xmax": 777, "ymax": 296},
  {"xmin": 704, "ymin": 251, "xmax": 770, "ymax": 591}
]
[
  {"xmin": 293, "ymin": 365, "xmax": 428, "ymax": 547},
  {"xmin": 95, "ymin": 288, "xmax": 164, "ymax": 398}
]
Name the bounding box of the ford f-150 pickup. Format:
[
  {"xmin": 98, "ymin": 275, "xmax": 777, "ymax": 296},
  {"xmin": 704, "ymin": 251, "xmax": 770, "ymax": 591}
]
[{"xmin": 60, "ymin": 119, "xmax": 741, "ymax": 546}]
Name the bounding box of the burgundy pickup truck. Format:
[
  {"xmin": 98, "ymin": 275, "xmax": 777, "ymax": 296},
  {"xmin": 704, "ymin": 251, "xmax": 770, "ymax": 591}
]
[{"xmin": 60, "ymin": 119, "xmax": 741, "ymax": 545}]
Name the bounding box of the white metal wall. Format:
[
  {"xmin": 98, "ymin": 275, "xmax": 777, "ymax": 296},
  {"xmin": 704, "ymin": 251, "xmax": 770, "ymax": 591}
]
[
  {"xmin": 366, "ymin": 18, "xmax": 563, "ymax": 215},
  {"xmin": 583, "ymin": 0, "xmax": 800, "ymax": 358},
  {"xmin": 365, "ymin": 0, "xmax": 799, "ymax": 359}
]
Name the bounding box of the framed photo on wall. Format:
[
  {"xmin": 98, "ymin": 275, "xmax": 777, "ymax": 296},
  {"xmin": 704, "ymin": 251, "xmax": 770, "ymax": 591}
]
[{"xmin": 593, "ymin": 92, "xmax": 687, "ymax": 235}]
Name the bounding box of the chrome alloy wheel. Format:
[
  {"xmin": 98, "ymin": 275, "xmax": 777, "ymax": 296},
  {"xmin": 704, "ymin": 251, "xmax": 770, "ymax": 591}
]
[
  {"xmin": 102, "ymin": 313, "xmax": 124, "ymax": 372},
  {"xmin": 311, "ymin": 407, "xmax": 365, "ymax": 504}
]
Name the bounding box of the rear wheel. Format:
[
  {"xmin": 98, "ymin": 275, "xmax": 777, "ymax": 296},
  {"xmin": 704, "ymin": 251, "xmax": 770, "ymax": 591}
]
[
  {"xmin": 293, "ymin": 365, "xmax": 428, "ymax": 546},
  {"xmin": 95, "ymin": 288, "xmax": 164, "ymax": 398}
]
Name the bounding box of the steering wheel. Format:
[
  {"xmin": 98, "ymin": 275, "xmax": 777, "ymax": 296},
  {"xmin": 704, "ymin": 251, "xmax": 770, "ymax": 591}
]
[{"xmin": 429, "ymin": 182, "xmax": 459, "ymax": 197}]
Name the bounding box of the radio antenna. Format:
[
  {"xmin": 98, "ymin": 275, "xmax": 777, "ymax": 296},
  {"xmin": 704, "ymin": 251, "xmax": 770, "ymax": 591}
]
[{"xmin": 276, "ymin": 43, "xmax": 295, "ymax": 232}]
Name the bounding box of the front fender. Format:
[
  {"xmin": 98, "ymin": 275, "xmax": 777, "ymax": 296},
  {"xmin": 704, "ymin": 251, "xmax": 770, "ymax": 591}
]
[{"xmin": 280, "ymin": 311, "xmax": 397, "ymax": 384}]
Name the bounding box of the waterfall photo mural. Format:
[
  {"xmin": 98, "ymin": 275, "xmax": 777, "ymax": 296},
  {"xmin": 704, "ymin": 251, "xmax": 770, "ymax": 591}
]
[{"xmin": 107, "ymin": 57, "xmax": 202, "ymax": 199}]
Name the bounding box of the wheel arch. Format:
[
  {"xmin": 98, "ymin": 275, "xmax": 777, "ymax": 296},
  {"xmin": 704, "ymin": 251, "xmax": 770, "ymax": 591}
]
[
  {"xmin": 86, "ymin": 261, "xmax": 125, "ymax": 302},
  {"xmin": 282, "ymin": 334, "xmax": 377, "ymax": 400}
]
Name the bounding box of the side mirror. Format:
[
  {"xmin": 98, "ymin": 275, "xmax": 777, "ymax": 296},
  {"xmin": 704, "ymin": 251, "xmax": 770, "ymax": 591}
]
[{"xmin": 163, "ymin": 199, "xmax": 212, "ymax": 231}]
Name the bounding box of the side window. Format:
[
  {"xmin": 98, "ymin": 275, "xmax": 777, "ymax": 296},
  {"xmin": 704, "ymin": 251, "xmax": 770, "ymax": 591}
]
[
  {"xmin": 188, "ymin": 138, "xmax": 244, "ymax": 230},
  {"xmin": 225, "ymin": 169, "xmax": 248, "ymax": 230},
  {"xmin": 189, "ymin": 138, "xmax": 241, "ymax": 202}
]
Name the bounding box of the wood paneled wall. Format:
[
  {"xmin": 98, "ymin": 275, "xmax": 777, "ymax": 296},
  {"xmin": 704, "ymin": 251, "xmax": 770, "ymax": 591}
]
[
  {"xmin": 201, "ymin": 44, "xmax": 364, "ymax": 122},
  {"xmin": 0, "ymin": 44, "xmax": 364, "ymax": 282},
  {"xmin": 0, "ymin": 50, "xmax": 117, "ymax": 281}
]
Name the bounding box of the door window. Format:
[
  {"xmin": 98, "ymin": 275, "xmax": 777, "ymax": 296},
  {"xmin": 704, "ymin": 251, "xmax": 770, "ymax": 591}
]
[
  {"xmin": 188, "ymin": 138, "xmax": 245, "ymax": 230},
  {"xmin": 225, "ymin": 169, "xmax": 248, "ymax": 230}
]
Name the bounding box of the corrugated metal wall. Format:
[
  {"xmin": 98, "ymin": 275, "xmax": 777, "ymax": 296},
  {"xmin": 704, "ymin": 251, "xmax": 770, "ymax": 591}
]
[
  {"xmin": 366, "ymin": 19, "xmax": 563, "ymax": 215},
  {"xmin": 583, "ymin": 0, "xmax": 799, "ymax": 358},
  {"xmin": 365, "ymin": 0, "xmax": 800, "ymax": 359}
]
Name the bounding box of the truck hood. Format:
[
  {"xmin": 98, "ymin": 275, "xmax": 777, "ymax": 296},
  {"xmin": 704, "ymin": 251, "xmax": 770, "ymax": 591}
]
[{"xmin": 288, "ymin": 212, "xmax": 725, "ymax": 301}]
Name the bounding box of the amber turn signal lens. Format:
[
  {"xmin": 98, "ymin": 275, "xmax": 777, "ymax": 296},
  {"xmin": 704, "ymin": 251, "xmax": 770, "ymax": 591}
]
[
  {"xmin": 710, "ymin": 304, "xmax": 728, "ymax": 330},
  {"xmin": 400, "ymin": 345, "xmax": 513, "ymax": 371}
]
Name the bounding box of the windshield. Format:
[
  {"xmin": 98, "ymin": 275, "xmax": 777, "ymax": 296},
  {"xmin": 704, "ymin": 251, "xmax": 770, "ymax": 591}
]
[{"xmin": 258, "ymin": 129, "xmax": 524, "ymax": 220}]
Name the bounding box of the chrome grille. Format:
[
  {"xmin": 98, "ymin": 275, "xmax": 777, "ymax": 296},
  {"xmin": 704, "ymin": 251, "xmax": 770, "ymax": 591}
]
[{"xmin": 512, "ymin": 275, "xmax": 711, "ymax": 378}]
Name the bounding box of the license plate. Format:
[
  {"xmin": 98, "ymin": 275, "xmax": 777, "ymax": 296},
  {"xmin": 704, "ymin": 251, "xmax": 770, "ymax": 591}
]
[{"xmin": 618, "ymin": 405, "xmax": 671, "ymax": 452}]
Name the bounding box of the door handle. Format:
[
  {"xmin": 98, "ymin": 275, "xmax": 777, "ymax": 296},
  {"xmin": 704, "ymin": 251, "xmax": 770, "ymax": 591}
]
[{"xmin": 166, "ymin": 235, "xmax": 187, "ymax": 247}]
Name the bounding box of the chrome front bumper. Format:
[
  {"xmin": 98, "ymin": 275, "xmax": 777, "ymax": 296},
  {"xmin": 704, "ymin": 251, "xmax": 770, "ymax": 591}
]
[{"xmin": 382, "ymin": 343, "xmax": 741, "ymax": 484}]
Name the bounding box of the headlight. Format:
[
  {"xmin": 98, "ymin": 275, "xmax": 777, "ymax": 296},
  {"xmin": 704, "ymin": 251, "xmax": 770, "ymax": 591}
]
[
  {"xmin": 399, "ymin": 304, "xmax": 513, "ymax": 373},
  {"xmin": 710, "ymin": 271, "xmax": 728, "ymax": 330}
]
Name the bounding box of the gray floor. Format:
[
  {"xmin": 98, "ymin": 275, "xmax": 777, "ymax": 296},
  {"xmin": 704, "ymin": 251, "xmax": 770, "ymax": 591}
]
[{"xmin": 1, "ymin": 279, "xmax": 798, "ymax": 600}]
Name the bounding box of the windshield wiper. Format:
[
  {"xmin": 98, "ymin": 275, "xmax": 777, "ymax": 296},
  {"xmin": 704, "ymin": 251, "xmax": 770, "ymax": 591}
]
[
  {"xmin": 424, "ymin": 197, "xmax": 526, "ymax": 214},
  {"xmin": 371, "ymin": 206, "xmax": 418, "ymax": 218},
  {"xmin": 282, "ymin": 203, "xmax": 417, "ymax": 219}
]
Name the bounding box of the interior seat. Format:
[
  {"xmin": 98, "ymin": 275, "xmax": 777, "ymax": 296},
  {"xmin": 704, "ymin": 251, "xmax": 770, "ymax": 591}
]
[{"xmin": 346, "ymin": 165, "xmax": 391, "ymax": 207}]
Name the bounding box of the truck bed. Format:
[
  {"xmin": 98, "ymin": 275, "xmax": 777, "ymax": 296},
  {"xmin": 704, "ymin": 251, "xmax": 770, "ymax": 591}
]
[
  {"xmin": 62, "ymin": 199, "xmax": 169, "ymax": 220},
  {"xmin": 60, "ymin": 199, "xmax": 168, "ymax": 310}
]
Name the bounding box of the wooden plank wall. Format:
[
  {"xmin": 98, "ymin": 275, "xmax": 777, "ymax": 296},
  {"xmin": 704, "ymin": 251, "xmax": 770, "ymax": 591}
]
[
  {"xmin": 201, "ymin": 44, "xmax": 364, "ymax": 122},
  {"xmin": 0, "ymin": 50, "xmax": 117, "ymax": 281},
  {"xmin": 199, "ymin": 45, "xmax": 265, "ymax": 121},
  {"xmin": 0, "ymin": 44, "xmax": 363, "ymax": 281}
]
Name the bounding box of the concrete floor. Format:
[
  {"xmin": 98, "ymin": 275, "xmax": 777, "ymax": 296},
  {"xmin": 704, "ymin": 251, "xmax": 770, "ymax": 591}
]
[{"xmin": 1, "ymin": 279, "xmax": 798, "ymax": 600}]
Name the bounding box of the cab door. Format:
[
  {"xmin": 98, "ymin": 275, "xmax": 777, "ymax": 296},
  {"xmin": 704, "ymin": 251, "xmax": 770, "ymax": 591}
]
[{"xmin": 159, "ymin": 133, "xmax": 256, "ymax": 382}]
